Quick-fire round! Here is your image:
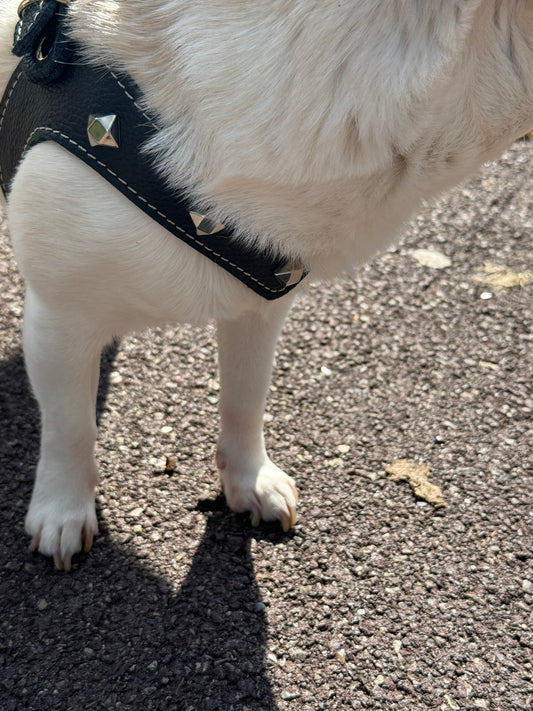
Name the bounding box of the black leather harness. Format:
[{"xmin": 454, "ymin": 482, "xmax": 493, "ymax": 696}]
[{"xmin": 0, "ymin": 0, "xmax": 307, "ymax": 300}]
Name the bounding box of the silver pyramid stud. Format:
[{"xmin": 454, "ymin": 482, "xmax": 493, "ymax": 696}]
[
  {"xmin": 274, "ymin": 261, "xmax": 305, "ymax": 287},
  {"xmin": 189, "ymin": 212, "xmax": 226, "ymax": 236},
  {"xmin": 87, "ymin": 114, "xmax": 119, "ymax": 148}
]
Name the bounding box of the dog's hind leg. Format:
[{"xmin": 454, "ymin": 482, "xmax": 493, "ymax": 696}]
[
  {"xmin": 216, "ymin": 298, "xmax": 298, "ymax": 531},
  {"xmin": 23, "ymin": 286, "xmax": 104, "ymax": 571}
]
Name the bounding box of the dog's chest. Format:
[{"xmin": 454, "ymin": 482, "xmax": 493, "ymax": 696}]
[{"xmin": 0, "ymin": 0, "xmax": 309, "ymax": 300}]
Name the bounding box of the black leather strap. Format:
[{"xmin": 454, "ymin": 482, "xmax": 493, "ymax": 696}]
[{"xmin": 0, "ymin": 2, "xmax": 307, "ymax": 300}]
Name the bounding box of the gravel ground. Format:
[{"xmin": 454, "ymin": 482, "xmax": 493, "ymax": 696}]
[{"xmin": 0, "ymin": 143, "xmax": 532, "ymax": 711}]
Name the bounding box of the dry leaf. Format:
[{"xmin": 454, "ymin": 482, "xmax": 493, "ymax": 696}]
[
  {"xmin": 385, "ymin": 459, "xmax": 446, "ymax": 507},
  {"xmin": 164, "ymin": 456, "xmax": 177, "ymax": 472},
  {"xmin": 473, "ymin": 262, "xmax": 533, "ymax": 291},
  {"xmin": 410, "ymin": 248, "xmax": 452, "ymax": 269}
]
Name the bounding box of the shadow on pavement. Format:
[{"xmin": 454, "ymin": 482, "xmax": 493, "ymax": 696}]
[{"xmin": 0, "ymin": 348, "xmax": 279, "ymax": 711}]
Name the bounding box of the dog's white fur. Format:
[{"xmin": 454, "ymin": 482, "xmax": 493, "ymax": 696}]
[{"xmin": 0, "ymin": 0, "xmax": 532, "ymax": 569}]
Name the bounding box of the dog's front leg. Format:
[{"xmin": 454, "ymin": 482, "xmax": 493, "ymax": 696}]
[
  {"xmin": 23, "ymin": 287, "xmax": 102, "ymax": 570},
  {"xmin": 216, "ymin": 298, "xmax": 298, "ymax": 531}
]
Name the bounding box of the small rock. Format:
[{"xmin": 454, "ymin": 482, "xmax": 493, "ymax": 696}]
[
  {"xmin": 479, "ymin": 360, "xmax": 499, "ymax": 371},
  {"xmin": 456, "ymin": 678, "xmax": 472, "ymax": 698},
  {"xmin": 149, "ymin": 457, "xmax": 167, "ymax": 468},
  {"xmin": 522, "ymin": 579, "xmax": 532, "ymax": 592},
  {"xmin": 327, "ymin": 458, "xmax": 343, "ymax": 468},
  {"xmin": 281, "ymin": 691, "xmax": 301, "ymax": 701},
  {"xmin": 288, "ymin": 647, "xmax": 307, "ymax": 661},
  {"xmin": 37, "ymin": 599, "xmax": 48, "ymax": 611},
  {"xmin": 336, "ymin": 648, "xmax": 347, "ymax": 663},
  {"xmin": 443, "ymin": 694, "xmax": 460, "ymax": 710},
  {"xmin": 410, "ymin": 248, "xmax": 452, "ymax": 269}
]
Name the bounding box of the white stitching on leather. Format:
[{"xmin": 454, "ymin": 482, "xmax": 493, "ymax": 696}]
[
  {"xmin": 22, "ymin": 126, "xmax": 287, "ymax": 293},
  {"xmin": 0, "ymin": 70, "xmax": 24, "ymax": 191},
  {"xmin": 107, "ymin": 69, "xmax": 160, "ymax": 132}
]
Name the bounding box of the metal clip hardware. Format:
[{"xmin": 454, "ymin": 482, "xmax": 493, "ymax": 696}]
[{"xmin": 18, "ymin": 0, "xmax": 69, "ymax": 18}]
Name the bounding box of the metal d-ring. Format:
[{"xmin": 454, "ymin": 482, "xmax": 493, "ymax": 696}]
[
  {"xmin": 18, "ymin": 0, "xmax": 70, "ymax": 18},
  {"xmin": 35, "ymin": 36, "xmax": 49, "ymax": 61},
  {"xmin": 18, "ymin": 0, "xmax": 42, "ymax": 17}
]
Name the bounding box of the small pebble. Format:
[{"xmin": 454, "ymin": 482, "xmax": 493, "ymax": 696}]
[
  {"xmin": 392, "ymin": 640, "xmax": 402, "ymax": 657},
  {"xmin": 410, "ymin": 248, "xmax": 451, "ymax": 269},
  {"xmin": 327, "ymin": 457, "xmax": 343, "ymax": 468},
  {"xmin": 522, "ymin": 579, "xmax": 532, "ymax": 592},
  {"xmin": 37, "ymin": 599, "xmax": 48, "ymax": 611},
  {"xmin": 336, "ymin": 648, "xmax": 346, "ymax": 663},
  {"xmin": 281, "ymin": 691, "xmax": 301, "ymax": 701},
  {"xmin": 444, "ymin": 695, "xmax": 460, "ymax": 710}
]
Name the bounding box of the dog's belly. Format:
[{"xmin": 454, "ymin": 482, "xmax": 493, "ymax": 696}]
[{"xmin": 7, "ymin": 143, "xmax": 268, "ymax": 332}]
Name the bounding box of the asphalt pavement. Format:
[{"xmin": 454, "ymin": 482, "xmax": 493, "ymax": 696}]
[{"xmin": 0, "ymin": 142, "xmax": 531, "ymax": 710}]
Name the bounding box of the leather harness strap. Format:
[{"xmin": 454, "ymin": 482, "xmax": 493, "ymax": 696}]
[{"xmin": 0, "ymin": 0, "xmax": 308, "ymax": 300}]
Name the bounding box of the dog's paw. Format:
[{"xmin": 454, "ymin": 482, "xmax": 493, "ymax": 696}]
[
  {"xmin": 25, "ymin": 492, "xmax": 98, "ymax": 572},
  {"xmin": 218, "ymin": 453, "xmax": 298, "ymax": 531}
]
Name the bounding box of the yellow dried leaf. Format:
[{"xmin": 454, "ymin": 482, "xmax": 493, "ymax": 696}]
[
  {"xmin": 473, "ymin": 262, "xmax": 533, "ymax": 291},
  {"xmin": 385, "ymin": 459, "xmax": 446, "ymax": 507}
]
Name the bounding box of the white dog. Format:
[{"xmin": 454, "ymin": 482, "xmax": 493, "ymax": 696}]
[{"xmin": 0, "ymin": 0, "xmax": 531, "ymax": 570}]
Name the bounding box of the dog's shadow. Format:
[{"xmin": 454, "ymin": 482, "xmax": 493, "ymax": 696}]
[{"xmin": 0, "ymin": 346, "xmax": 280, "ymax": 710}]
